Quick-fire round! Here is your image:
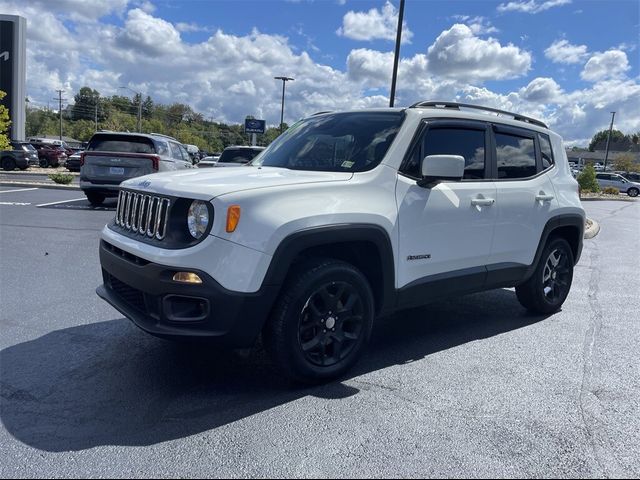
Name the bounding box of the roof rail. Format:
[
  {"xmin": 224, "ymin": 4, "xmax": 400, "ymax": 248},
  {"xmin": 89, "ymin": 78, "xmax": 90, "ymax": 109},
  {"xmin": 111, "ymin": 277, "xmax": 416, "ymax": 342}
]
[
  {"xmin": 409, "ymin": 101, "xmax": 548, "ymax": 129},
  {"xmin": 149, "ymin": 132, "xmax": 179, "ymax": 141},
  {"xmin": 312, "ymin": 111, "xmax": 332, "ymax": 116}
]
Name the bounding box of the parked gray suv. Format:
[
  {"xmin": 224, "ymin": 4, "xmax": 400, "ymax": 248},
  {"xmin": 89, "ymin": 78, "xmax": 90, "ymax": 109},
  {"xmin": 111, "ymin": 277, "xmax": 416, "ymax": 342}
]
[
  {"xmin": 81, "ymin": 132, "xmax": 194, "ymax": 205},
  {"xmin": 1, "ymin": 141, "xmax": 39, "ymax": 170},
  {"xmin": 595, "ymin": 173, "xmax": 640, "ymax": 197}
]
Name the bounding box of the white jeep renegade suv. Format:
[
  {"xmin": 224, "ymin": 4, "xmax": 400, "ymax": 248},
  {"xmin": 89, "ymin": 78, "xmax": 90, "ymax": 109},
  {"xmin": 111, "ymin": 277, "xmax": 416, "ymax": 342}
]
[{"xmin": 97, "ymin": 101, "xmax": 585, "ymax": 383}]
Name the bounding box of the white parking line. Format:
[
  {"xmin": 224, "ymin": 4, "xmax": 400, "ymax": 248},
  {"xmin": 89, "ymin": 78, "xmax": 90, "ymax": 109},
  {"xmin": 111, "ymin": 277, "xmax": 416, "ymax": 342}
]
[
  {"xmin": 0, "ymin": 188, "xmax": 39, "ymax": 194},
  {"xmin": 36, "ymin": 197, "xmax": 86, "ymax": 207}
]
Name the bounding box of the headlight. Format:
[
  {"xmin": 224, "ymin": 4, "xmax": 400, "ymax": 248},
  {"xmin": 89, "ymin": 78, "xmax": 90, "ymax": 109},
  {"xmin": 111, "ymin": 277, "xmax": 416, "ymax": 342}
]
[{"xmin": 187, "ymin": 200, "xmax": 210, "ymax": 239}]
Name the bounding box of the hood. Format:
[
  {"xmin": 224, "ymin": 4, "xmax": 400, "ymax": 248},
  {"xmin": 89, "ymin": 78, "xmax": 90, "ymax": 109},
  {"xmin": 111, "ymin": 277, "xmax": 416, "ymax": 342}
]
[{"xmin": 121, "ymin": 166, "xmax": 353, "ymax": 200}]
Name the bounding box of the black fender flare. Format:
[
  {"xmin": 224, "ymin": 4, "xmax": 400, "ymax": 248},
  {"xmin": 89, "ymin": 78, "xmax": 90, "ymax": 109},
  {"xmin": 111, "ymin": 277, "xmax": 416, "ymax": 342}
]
[
  {"xmin": 261, "ymin": 224, "xmax": 396, "ymax": 314},
  {"xmin": 524, "ymin": 213, "xmax": 584, "ymax": 280}
]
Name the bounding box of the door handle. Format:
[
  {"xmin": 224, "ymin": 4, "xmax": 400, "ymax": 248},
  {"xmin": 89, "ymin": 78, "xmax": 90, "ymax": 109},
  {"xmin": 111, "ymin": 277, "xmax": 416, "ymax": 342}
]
[
  {"xmin": 471, "ymin": 197, "xmax": 495, "ymax": 206},
  {"xmin": 535, "ymin": 193, "xmax": 554, "ymax": 202}
]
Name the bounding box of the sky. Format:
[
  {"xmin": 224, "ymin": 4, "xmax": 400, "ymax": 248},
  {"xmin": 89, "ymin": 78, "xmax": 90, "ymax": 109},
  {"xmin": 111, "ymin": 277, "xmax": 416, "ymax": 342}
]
[{"xmin": 1, "ymin": 0, "xmax": 639, "ymax": 146}]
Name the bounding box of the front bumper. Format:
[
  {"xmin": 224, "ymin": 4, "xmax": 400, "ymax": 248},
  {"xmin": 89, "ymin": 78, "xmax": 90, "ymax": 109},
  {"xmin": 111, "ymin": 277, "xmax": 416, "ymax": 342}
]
[{"xmin": 97, "ymin": 240, "xmax": 279, "ymax": 346}]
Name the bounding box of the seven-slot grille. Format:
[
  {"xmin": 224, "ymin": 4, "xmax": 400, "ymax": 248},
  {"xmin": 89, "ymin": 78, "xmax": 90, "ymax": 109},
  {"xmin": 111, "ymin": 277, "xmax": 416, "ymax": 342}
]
[{"xmin": 115, "ymin": 190, "xmax": 170, "ymax": 240}]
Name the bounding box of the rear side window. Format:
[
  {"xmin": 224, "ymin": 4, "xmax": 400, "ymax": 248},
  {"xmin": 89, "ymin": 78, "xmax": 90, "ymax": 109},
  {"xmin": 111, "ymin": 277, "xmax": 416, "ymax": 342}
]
[
  {"xmin": 169, "ymin": 142, "xmax": 184, "ymax": 161},
  {"xmin": 87, "ymin": 135, "xmax": 156, "ymax": 154},
  {"xmin": 219, "ymin": 148, "xmax": 261, "ymax": 164},
  {"xmin": 539, "ymin": 134, "xmax": 554, "ymax": 170},
  {"xmin": 403, "ymin": 127, "xmax": 486, "ymax": 180},
  {"xmin": 596, "ymin": 174, "xmax": 610, "ymax": 180},
  {"xmin": 495, "ymin": 133, "xmax": 536, "ymax": 179}
]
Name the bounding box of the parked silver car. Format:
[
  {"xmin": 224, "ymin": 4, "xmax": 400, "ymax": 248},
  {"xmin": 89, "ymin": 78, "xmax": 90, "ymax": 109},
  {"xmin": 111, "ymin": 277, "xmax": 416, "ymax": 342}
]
[
  {"xmin": 595, "ymin": 173, "xmax": 640, "ymax": 197},
  {"xmin": 80, "ymin": 132, "xmax": 194, "ymax": 205}
]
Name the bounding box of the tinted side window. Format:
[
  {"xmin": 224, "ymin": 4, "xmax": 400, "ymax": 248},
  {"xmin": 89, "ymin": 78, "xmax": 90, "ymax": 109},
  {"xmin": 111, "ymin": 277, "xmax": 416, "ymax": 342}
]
[
  {"xmin": 178, "ymin": 144, "xmax": 190, "ymax": 162},
  {"xmin": 403, "ymin": 127, "xmax": 486, "ymax": 179},
  {"xmin": 169, "ymin": 142, "xmax": 184, "ymax": 161},
  {"xmin": 596, "ymin": 174, "xmax": 610, "ymax": 180},
  {"xmin": 495, "ymin": 133, "xmax": 536, "ymax": 179},
  {"xmin": 539, "ymin": 134, "xmax": 554, "ymax": 170}
]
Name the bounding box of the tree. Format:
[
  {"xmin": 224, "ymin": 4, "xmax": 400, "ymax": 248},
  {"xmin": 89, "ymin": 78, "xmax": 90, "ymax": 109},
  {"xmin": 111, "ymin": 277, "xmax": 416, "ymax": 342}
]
[
  {"xmin": 0, "ymin": 90, "xmax": 11, "ymax": 150},
  {"xmin": 72, "ymin": 87, "xmax": 106, "ymax": 122},
  {"xmin": 577, "ymin": 165, "xmax": 600, "ymax": 193},
  {"xmin": 614, "ymin": 153, "xmax": 636, "ymax": 174},
  {"xmin": 589, "ymin": 129, "xmax": 630, "ymax": 152},
  {"xmin": 142, "ymin": 95, "xmax": 154, "ymax": 119}
]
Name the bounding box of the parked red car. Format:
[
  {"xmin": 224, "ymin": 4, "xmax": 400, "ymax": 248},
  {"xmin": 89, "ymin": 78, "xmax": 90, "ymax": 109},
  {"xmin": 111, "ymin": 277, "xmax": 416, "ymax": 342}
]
[{"xmin": 30, "ymin": 142, "xmax": 68, "ymax": 167}]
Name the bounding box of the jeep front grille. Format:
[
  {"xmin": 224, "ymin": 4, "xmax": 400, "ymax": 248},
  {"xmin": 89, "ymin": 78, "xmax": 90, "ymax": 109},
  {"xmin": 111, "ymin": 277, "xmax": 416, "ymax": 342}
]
[{"xmin": 115, "ymin": 190, "xmax": 170, "ymax": 240}]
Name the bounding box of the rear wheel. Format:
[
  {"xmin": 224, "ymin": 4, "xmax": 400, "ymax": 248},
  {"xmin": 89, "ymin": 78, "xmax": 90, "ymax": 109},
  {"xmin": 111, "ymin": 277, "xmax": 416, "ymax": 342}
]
[
  {"xmin": 263, "ymin": 259, "xmax": 374, "ymax": 383},
  {"xmin": 627, "ymin": 187, "xmax": 639, "ymax": 197},
  {"xmin": 1, "ymin": 157, "xmax": 16, "ymax": 171},
  {"xmin": 516, "ymin": 237, "xmax": 574, "ymax": 314},
  {"xmin": 86, "ymin": 192, "xmax": 105, "ymax": 206}
]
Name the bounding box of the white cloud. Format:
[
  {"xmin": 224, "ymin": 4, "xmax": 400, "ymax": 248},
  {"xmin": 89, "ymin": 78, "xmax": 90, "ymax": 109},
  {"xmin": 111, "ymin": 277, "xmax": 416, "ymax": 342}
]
[
  {"xmin": 337, "ymin": 1, "xmax": 413, "ymax": 43},
  {"xmin": 519, "ymin": 77, "xmax": 563, "ymax": 103},
  {"xmin": 544, "ymin": 39, "xmax": 589, "ymax": 64},
  {"xmin": 426, "ymin": 24, "xmax": 531, "ymax": 81},
  {"xmin": 175, "ymin": 22, "xmax": 210, "ymax": 33},
  {"xmin": 498, "ymin": 0, "xmax": 571, "ymax": 14},
  {"xmin": 581, "ymin": 50, "xmax": 630, "ymax": 82},
  {"xmin": 117, "ymin": 8, "xmax": 183, "ymax": 56},
  {"xmin": 451, "ymin": 15, "xmax": 499, "ymax": 35}
]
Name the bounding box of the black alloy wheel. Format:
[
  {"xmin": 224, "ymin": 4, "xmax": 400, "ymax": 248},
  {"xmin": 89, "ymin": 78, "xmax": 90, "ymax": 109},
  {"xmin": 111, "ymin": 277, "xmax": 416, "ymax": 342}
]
[
  {"xmin": 264, "ymin": 258, "xmax": 374, "ymax": 383},
  {"xmin": 298, "ymin": 281, "xmax": 365, "ymax": 367},
  {"xmin": 516, "ymin": 237, "xmax": 574, "ymax": 314},
  {"xmin": 541, "ymin": 248, "xmax": 572, "ymax": 304}
]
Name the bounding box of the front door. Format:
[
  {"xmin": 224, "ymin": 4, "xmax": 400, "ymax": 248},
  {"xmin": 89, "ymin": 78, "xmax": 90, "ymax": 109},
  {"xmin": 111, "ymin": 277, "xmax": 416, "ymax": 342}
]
[{"xmin": 395, "ymin": 121, "xmax": 497, "ymax": 292}]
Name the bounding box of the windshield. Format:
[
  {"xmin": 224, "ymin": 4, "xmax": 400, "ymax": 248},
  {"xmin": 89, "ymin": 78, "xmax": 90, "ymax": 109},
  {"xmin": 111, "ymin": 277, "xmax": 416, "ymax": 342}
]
[
  {"xmin": 252, "ymin": 112, "xmax": 404, "ymax": 172},
  {"xmin": 218, "ymin": 148, "xmax": 262, "ymax": 164}
]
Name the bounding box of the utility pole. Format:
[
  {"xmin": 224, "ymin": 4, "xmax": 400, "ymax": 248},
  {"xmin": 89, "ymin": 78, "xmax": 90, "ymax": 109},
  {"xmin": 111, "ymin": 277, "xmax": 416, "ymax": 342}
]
[
  {"xmin": 603, "ymin": 111, "xmax": 616, "ymax": 172},
  {"xmin": 55, "ymin": 89, "xmax": 66, "ymax": 141},
  {"xmin": 137, "ymin": 96, "xmax": 142, "ymax": 133},
  {"xmin": 389, "ymin": 0, "xmax": 405, "ymax": 107},
  {"xmin": 274, "ymin": 76, "xmax": 294, "ymax": 133},
  {"xmin": 95, "ymin": 102, "xmax": 98, "ymax": 132}
]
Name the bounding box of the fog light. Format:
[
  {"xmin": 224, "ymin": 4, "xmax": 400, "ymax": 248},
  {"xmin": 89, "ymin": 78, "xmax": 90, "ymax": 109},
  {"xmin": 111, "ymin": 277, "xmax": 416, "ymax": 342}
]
[{"xmin": 172, "ymin": 272, "xmax": 203, "ymax": 284}]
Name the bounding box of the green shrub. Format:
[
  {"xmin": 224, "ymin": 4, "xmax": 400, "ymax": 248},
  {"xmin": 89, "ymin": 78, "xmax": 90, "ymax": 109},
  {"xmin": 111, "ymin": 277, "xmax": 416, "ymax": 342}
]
[
  {"xmin": 578, "ymin": 165, "xmax": 600, "ymax": 193},
  {"xmin": 602, "ymin": 186, "xmax": 620, "ymax": 195},
  {"xmin": 48, "ymin": 173, "xmax": 74, "ymax": 185}
]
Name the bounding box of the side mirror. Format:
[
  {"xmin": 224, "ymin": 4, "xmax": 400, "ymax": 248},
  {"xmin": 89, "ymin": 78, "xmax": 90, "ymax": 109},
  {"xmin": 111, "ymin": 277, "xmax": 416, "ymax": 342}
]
[{"xmin": 418, "ymin": 155, "xmax": 465, "ymax": 188}]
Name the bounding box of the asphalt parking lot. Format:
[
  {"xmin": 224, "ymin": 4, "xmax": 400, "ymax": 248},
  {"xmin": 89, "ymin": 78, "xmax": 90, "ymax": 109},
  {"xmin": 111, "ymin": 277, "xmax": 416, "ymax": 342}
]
[{"xmin": 1, "ymin": 187, "xmax": 638, "ymax": 478}]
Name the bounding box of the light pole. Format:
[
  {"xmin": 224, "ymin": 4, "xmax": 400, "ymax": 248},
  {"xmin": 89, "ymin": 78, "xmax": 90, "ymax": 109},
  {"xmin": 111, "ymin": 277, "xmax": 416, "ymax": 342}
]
[
  {"xmin": 274, "ymin": 76, "xmax": 294, "ymax": 133},
  {"xmin": 119, "ymin": 86, "xmax": 142, "ymax": 132},
  {"xmin": 389, "ymin": 0, "xmax": 405, "ymax": 107},
  {"xmin": 603, "ymin": 111, "xmax": 616, "ymax": 172}
]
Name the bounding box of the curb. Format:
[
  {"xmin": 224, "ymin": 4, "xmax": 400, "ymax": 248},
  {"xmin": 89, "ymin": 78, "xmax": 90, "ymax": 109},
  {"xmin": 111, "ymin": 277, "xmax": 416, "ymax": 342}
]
[
  {"xmin": 580, "ymin": 196, "xmax": 636, "ymax": 202},
  {"xmin": 0, "ymin": 181, "xmax": 80, "ymax": 191},
  {"xmin": 584, "ymin": 218, "xmax": 600, "ymax": 239}
]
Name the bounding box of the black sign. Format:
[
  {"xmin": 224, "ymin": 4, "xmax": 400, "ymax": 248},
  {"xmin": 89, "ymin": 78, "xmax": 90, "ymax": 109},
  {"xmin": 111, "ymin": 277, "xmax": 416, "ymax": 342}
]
[
  {"xmin": 0, "ymin": 21, "xmax": 13, "ymax": 137},
  {"xmin": 244, "ymin": 118, "xmax": 266, "ymax": 134}
]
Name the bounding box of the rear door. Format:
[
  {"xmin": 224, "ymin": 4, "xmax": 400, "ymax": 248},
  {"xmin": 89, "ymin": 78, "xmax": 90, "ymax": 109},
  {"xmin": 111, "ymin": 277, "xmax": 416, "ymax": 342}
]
[
  {"xmin": 83, "ymin": 134, "xmax": 157, "ymax": 183},
  {"xmin": 487, "ymin": 126, "xmax": 558, "ymax": 268}
]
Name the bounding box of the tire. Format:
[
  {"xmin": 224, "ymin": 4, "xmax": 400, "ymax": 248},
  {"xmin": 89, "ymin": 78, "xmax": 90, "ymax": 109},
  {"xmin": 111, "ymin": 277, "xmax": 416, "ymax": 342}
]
[
  {"xmin": 627, "ymin": 187, "xmax": 639, "ymax": 197},
  {"xmin": 86, "ymin": 192, "xmax": 105, "ymax": 206},
  {"xmin": 516, "ymin": 237, "xmax": 574, "ymax": 314},
  {"xmin": 263, "ymin": 258, "xmax": 375, "ymax": 384},
  {"xmin": 2, "ymin": 157, "xmax": 16, "ymax": 171},
  {"xmin": 39, "ymin": 158, "xmax": 49, "ymax": 168}
]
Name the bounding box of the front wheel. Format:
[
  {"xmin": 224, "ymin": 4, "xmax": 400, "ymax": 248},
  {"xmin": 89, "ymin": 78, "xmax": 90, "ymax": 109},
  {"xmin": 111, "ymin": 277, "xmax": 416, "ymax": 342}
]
[
  {"xmin": 39, "ymin": 158, "xmax": 49, "ymax": 168},
  {"xmin": 1, "ymin": 157, "xmax": 16, "ymax": 171},
  {"xmin": 516, "ymin": 237, "xmax": 574, "ymax": 314},
  {"xmin": 86, "ymin": 192, "xmax": 105, "ymax": 206},
  {"xmin": 263, "ymin": 259, "xmax": 374, "ymax": 384},
  {"xmin": 627, "ymin": 187, "xmax": 639, "ymax": 197}
]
